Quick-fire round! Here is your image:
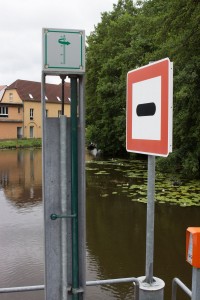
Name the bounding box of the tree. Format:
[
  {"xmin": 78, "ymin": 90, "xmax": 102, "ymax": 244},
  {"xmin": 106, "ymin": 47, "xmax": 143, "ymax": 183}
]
[
  {"xmin": 147, "ymin": 0, "xmax": 200, "ymax": 177},
  {"xmin": 86, "ymin": 0, "xmax": 137, "ymax": 156},
  {"xmin": 86, "ymin": 0, "xmax": 200, "ymax": 177}
]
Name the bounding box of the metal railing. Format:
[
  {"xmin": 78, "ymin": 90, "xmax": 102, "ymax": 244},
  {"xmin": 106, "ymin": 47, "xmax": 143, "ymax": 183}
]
[
  {"xmin": 171, "ymin": 277, "xmax": 192, "ymax": 300},
  {"xmin": 0, "ymin": 277, "xmax": 140, "ymax": 299},
  {"xmin": 0, "ymin": 285, "xmax": 44, "ymax": 293}
]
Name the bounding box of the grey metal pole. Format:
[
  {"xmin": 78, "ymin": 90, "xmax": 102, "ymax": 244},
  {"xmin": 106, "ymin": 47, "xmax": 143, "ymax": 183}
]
[
  {"xmin": 78, "ymin": 75, "xmax": 86, "ymax": 299},
  {"xmin": 60, "ymin": 115, "xmax": 68, "ymax": 300},
  {"xmin": 42, "ymin": 73, "xmax": 65, "ymax": 300},
  {"xmin": 171, "ymin": 277, "xmax": 192, "ymax": 300},
  {"xmin": 70, "ymin": 76, "xmax": 79, "ymax": 300},
  {"xmin": 192, "ymin": 267, "xmax": 200, "ymax": 300},
  {"xmin": 41, "ymin": 72, "xmax": 46, "ymax": 136},
  {"xmin": 145, "ymin": 155, "xmax": 155, "ymax": 283},
  {"xmin": 137, "ymin": 155, "xmax": 165, "ymax": 300}
]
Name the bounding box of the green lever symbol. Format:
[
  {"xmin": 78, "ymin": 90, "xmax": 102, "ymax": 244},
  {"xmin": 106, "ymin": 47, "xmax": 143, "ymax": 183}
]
[
  {"xmin": 58, "ymin": 38, "xmax": 71, "ymax": 45},
  {"xmin": 58, "ymin": 35, "xmax": 71, "ymax": 64}
]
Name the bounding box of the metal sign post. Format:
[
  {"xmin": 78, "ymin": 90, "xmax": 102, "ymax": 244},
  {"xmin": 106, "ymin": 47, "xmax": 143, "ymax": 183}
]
[
  {"xmin": 126, "ymin": 58, "xmax": 173, "ymax": 299},
  {"xmin": 42, "ymin": 28, "xmax": 85, "ymax": 300},
  {"xmin": 70, "ymin": 76, "xmax": 79, "ymax": 299},
  {"xmin": 145, "ymin": 155, "xmax": 155, "ymax": 283},
  {"xmin": 192, "ymin": 268, "xmax": 200, "ymax": 300},
  {"xmin": 137, "ymin": 154, "xmax": 165, "ymax": 300},
  {"xmin": 186, "ymin": 227, "xmax": 200, "ymax": 300}
]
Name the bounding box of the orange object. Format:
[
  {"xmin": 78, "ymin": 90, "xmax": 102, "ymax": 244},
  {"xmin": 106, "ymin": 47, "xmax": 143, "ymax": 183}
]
[{"xmin": 186, "ymin": 227, "xmax": 200, "ymax": 268}]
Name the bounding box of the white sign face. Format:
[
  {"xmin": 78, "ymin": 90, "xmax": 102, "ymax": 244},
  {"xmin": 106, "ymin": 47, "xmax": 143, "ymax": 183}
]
[
  {"xmin": 43, "ymin": 28, "xmax": 85, "ymax": 74},
  {"xmin": 132, "ymin": 76, "xmax": 161, "ymax": 140}
]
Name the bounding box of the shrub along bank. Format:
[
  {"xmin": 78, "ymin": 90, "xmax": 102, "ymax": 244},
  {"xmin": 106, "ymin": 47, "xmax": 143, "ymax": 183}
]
[{"xmin": 0, "ymin": 139, "xmax": 42, "ymax": 149}]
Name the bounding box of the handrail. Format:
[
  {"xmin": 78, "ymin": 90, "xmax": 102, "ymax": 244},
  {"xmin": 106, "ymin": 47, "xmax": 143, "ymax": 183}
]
[
  {"xmin": 87, "ymin": 277, "xmax": 139, "ymax": 299},
  {"xmin": 0, "ymin": 277, "xmax": 139, "ymax": 299},
  {"xmin": 0, "ymin": 285, "xmax": 44, "ymax": 293},
  {"xmin": 172, "ymin": 277, "xmax": 192, "ymax": 300}
]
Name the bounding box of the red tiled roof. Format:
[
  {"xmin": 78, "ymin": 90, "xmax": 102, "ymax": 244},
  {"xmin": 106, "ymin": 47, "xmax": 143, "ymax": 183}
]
[{"xmin": 7, "ymin": 79, "xmax": 70, "ymax": 104}]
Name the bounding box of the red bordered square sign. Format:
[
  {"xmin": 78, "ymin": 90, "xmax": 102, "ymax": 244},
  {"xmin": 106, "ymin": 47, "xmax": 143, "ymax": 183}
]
[{"xmin": 126, "ymin": 58, "xmax": 173, "ymax": 157}]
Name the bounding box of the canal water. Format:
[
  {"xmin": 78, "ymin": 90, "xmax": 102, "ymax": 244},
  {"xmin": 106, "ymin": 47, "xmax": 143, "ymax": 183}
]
[{"xmin": 0, "ymin": 149, "xmax": 199, "ymax": 300}]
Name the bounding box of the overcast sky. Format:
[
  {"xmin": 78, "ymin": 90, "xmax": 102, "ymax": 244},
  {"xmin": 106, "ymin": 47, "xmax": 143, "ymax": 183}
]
[{"xmin": 0, "ymin": 0, "xmax": 120, "ymax": 85}]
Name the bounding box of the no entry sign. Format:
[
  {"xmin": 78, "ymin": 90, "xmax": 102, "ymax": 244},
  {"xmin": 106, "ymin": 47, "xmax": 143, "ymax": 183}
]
[{"xmin": 126, "ymin": 58, "xmax": 173, "ymax": 156}]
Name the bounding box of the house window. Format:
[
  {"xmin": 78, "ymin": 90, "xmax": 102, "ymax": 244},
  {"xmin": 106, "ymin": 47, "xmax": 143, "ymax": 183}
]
[
  {"xmin": 46, "ymin": 110, "xmax": 48, "ymax": 117},
  {"xmin": 30, "ymin": 126, "xmax": 34, "ymax": 138},
  {"xmin": 30, "ymin": 108, "xmax": 34, "ymax": 120},
  {"xmin": 9, "ymin": 93, "xmax": 13, "ymax": 102},
  {"xmin": 58, "ymin": 110, "xmax": 62, "ymax": 117},
  {"xmin": 17, "ymin": 127, "xmax": 23, "ymax": 139},
  {"xmin": 0, "ymin": 106, "xmax": 8, "ymax": 117},
  {"xmin": 18, "ymin": 107, "xmax": 21, "ymax": 113}
]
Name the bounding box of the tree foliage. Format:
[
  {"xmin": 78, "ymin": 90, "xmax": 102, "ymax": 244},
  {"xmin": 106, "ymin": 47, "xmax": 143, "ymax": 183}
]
[{"xmin": 86, "ymin": 0, "xmax": 200, "ymax": 177}]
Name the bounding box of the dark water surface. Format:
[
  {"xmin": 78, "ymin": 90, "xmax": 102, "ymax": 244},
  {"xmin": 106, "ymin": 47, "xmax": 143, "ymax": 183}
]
[{"xmin": 0, "ymin": 149, "xmax": 199, "ymax": 300}]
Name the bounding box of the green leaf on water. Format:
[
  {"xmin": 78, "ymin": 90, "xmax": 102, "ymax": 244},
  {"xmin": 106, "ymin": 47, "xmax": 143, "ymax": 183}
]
[{"xmin": 101, "ymin": 194, "xmax": 109, "ymax": 197}]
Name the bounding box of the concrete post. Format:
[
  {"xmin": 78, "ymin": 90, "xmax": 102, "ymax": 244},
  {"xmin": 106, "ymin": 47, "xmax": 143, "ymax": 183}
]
[{"xmin": 137, "ymin": 276, "xmax": 165, "ymax": 300}]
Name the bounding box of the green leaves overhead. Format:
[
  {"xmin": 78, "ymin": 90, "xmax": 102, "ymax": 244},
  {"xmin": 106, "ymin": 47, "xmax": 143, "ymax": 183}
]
[
  {"xmin": 86, "ymin": 0, "xmax": 200, "ymax": 178},
  {"xmin": 86, "ymin": 0, "xmax": 136, "ymax": 156}
]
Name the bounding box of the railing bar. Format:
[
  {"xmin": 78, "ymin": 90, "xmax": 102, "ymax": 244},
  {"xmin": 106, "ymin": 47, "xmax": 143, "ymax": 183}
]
[
  {"xmin": 0, "ymin": 285, "xmax": 45, "ymax": 293},
  {"xmin": 0, "ymin": 277, "xmax": 140, "ymax": 296},
  {"xmin": 86, "ymin": 277, "xmax": 139, "ymax": 286},
  {"xmin": 86, "ymin": 277, "xmax": 139, "ymax": 300},
  {"xmin": 172, "ymin": 277, "xmax": 192, "ymax": 300}
]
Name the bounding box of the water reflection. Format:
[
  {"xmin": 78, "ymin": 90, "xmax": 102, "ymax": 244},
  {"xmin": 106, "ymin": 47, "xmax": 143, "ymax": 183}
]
[
  {"xmin": 0, "ymin": 149, "xmax": 199, "ymax": 300},
  {"xmin": 0, "ymin": 149, "xmax": 42, "ymax": 208},
  {"xmin": 0, "ymin": 149, "xmax": 43, "ymax": 300}
]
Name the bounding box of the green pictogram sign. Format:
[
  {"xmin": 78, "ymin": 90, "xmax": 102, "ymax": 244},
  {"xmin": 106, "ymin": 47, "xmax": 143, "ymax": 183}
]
[{"xmin": 42, "ymin": 28, "xmax": 85, "ymax": 74}]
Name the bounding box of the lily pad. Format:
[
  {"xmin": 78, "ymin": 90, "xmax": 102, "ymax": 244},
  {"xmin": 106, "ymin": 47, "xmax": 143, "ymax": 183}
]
[
  {"xmin": 94, "ymin": 171, "xmax": 110, "ymax": 175},
  {"xmin": 101, "ymin": 194, "xmax": 109, "ymax": 198}
]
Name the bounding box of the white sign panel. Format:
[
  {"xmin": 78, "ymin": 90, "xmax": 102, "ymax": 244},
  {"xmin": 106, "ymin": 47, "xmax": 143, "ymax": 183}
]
[
  {"xmin": 43, "ymin": 28, "xmax": 85, "ymax": 74},
  {"xmin": 132, "ymin": 76, "xmax": 161, "ymax": 140}
]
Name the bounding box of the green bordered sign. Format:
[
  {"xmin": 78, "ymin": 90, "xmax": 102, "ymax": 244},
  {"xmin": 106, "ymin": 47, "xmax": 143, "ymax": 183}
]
[{"xmin": 42, "ymin": 28, "xmax": 85, "ymax": 74}]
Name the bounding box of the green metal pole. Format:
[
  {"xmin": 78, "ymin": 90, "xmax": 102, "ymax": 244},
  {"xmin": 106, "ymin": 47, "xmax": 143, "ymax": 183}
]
[
  {"xmin": 70, "ymin": 76, "xmax": 79, "ymax": 300},
  {"xmin": 60, "ymin": 75, "xmax": 66, "ymax": 115}
]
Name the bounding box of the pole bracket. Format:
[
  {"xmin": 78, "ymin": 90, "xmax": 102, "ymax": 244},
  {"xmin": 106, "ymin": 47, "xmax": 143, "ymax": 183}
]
[
  {"xmin": 71, "ymin": 287, "xmax": 84, "ymax": 294},
  {"xmin": 50, "ymin": 213, "xmax": 76, "ymax": 220}
]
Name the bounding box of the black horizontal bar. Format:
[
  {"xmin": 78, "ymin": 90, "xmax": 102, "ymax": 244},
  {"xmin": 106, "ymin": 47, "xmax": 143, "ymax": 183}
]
[{"xmin": 136, "ymin": 102, "xmax": 156, "ymax": 117}]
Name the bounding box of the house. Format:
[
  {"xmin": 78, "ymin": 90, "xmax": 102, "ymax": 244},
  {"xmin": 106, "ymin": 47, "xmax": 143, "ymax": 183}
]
[{"xmin": 0, "ymin": 79, "xmax": 70, "ymax": 139}]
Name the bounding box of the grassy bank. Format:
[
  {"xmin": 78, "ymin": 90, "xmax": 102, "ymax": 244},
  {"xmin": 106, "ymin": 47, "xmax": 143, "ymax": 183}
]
[{"xmin": 0, "ymin": 138, "xmax": 42, "ymax": 149}]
